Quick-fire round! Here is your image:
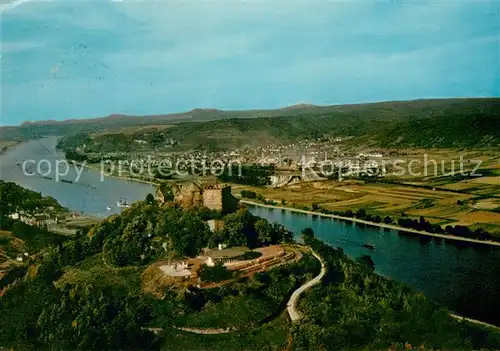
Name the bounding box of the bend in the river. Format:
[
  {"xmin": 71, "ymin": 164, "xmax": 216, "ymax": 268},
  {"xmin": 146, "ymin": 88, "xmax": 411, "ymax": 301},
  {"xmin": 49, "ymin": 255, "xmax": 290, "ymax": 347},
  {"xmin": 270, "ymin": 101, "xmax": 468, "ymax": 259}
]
[{"xmin": 2, "ymin": 138, "xmax": 500, "ymax": 327}]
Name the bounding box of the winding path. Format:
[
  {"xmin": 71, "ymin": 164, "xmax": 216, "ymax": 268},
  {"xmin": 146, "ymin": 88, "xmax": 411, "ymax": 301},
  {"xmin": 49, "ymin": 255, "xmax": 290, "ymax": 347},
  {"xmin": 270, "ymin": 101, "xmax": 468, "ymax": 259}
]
[
  {"xmin": 158, "ymin": 248, "xmax": 325, "ymax": 335},
  {"xmin": 150, "ymin": 248, "xmax": 500, "ymax": 333},
  {"xmin": 286, "ymin": 249, "xmax": 326, "ymax": 322}
]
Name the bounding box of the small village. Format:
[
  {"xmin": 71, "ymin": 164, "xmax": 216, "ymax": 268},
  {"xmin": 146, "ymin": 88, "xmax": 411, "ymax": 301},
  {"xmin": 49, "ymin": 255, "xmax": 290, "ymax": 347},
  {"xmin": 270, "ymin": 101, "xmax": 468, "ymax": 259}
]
[{"xmin": 72, "ymin": 134, "xmax": 391, "ymax": 185}]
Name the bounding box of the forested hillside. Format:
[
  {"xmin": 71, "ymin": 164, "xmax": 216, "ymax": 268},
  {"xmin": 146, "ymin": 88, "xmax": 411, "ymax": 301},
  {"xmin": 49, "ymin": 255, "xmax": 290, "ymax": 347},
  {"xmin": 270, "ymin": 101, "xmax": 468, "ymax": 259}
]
[
  {"xmin": 4, "ymin": 98, "xmax": 500, "ymax": 149},
  {"xmin": 1, "ymin": 191, "xmax": 500, "ymax": 350}
]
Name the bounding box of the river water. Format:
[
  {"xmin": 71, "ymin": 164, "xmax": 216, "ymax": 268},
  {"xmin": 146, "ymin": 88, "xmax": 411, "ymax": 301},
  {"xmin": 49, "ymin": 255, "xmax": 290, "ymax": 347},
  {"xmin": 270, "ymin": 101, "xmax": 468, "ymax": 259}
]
[
  {"xmin": 248, "ymin": 203, "xmax": 500, "ymax": 327},
  {"xmin": 1, "ymin": 138, "xmax": 500, "ymax": 326},
  {"xmin": 0, "ymin": 137, "xmax": 154, "ymax": 217}
]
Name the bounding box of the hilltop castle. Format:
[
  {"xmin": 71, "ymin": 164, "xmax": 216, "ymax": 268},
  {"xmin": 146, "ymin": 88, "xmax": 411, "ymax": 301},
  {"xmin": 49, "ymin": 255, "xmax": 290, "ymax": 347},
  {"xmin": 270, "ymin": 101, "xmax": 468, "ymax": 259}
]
[{"xmin": 155, "ymin": 182, "xmax": 238, "ymax": 213}]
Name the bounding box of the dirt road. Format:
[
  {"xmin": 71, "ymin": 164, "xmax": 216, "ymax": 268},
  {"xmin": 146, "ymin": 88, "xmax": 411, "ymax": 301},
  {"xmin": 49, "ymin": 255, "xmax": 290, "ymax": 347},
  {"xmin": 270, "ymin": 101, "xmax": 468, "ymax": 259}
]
[{"xmin": 286, "ymin": 249, "xmax": 325, "ymax": 322}]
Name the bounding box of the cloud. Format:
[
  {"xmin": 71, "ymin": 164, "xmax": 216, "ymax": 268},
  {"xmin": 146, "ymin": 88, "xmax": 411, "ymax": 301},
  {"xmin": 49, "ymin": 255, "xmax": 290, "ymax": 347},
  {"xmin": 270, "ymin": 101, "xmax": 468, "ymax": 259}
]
[{"xmin": 1, "ymin": 0, "xmax": 499, "ymax": 124}]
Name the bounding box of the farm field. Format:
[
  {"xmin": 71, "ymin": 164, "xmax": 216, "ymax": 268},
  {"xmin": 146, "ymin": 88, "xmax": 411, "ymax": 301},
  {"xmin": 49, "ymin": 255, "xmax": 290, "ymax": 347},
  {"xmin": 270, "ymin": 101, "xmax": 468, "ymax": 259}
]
[
  {"xmin": 232, "ymin": 177, "xmax": 500, "ymax": 235},
  {"xmin": 230, "ymin": 147, "xmax": 499, "ymax": 234},
  {"xmin": 379, "ymin": 148, "xmax": 499, "ymax": 180}
]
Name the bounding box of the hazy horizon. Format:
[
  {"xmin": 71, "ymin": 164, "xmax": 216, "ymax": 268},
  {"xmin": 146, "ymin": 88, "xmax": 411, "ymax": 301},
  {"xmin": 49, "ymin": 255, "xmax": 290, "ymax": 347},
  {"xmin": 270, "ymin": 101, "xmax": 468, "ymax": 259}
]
[
  {"xmin": 1, "ymin": 96, "xmax": 498, "ymax": 128},
  {"xmin": 2, "ymin": 0, "xmax": 499, "ymax": 126}
]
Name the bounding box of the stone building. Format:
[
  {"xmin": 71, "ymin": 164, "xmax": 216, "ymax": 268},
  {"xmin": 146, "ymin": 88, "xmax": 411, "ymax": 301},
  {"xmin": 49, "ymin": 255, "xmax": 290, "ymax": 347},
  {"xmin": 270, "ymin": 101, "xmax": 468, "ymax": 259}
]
[{"xmin": 156, "ymin": 182, "xmax": 238, "ymax": 213}]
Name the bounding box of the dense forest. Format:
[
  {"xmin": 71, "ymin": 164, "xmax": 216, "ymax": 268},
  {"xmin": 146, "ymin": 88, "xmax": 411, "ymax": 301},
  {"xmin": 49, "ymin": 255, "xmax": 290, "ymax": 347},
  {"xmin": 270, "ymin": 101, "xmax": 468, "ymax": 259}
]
[
  {"xmin": 1, "ymin": 183, "xmax": 500, "ymax": 350},
  {"xmin": 0, "ymin": 180, "xmax": 65, "ymax": 217},
  {"xmin": 90, "ymin": 203, "xmax": 293, "ymax": 267},
  {"xmin": 0, "ymin": 181, "xmax": 68, "ymax": 255},
  {"xmin": 293, "ymin": 229, "xmax": 500, "ymax": 350}
]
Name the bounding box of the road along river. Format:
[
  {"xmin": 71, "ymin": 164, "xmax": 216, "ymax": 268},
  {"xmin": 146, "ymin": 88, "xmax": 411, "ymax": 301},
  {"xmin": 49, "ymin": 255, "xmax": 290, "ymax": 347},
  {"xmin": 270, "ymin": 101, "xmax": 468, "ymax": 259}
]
[{"xmin": 1, "ymin": 138, "xmax": 500, "ymax": 327}]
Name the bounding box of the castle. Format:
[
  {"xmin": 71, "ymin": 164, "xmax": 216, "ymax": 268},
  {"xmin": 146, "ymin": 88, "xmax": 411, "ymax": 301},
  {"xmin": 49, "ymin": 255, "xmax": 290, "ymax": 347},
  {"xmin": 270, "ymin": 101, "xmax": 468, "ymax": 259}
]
[{"xmin": 155, "ymin": 182, "xmax": 238, "ymax": 213}]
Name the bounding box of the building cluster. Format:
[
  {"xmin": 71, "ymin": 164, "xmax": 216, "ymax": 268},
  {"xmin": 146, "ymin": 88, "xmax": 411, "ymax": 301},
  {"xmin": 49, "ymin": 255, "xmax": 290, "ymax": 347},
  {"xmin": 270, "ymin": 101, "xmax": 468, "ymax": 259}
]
[
  {"xmin": 73, "ymin": 134, "xmax": 391, "ymax": 181},
  {"xmin": 9, "ymin": 212, "xmax": 39, "ymax": 226}
]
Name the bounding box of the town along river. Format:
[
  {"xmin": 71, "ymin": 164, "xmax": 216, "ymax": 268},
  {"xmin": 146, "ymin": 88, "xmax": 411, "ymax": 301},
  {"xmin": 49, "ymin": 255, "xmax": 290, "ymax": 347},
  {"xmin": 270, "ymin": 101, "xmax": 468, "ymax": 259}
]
[
  {"xmin": 0, "ymin": 137, "xmax": 154, "ymax": 217},
  {"xmin": 2, "ymin": 138, "xmax": 500, "ymax": 326},
  {"xmin": 248, "ymin": 205, "xmax": 500, "ymax": 327}
]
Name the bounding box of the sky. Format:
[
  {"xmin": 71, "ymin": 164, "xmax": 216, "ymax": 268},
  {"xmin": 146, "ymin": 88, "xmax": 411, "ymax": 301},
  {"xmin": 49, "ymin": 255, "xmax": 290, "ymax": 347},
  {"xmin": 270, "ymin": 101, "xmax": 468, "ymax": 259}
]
[{"xmin": 1, "ymin": 0, "xmax": 499, "ymax": 126}]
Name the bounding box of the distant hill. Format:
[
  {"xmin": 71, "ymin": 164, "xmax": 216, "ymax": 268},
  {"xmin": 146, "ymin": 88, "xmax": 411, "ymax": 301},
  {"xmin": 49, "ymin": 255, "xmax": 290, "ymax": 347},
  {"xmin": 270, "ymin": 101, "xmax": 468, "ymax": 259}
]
[
  {"xmin": 157, "ymin": 100, "xmax": 500, "ymax": 149},
  {"xmin": 3, "ymin": 98, "xmax": 500, "ymax": 148}
]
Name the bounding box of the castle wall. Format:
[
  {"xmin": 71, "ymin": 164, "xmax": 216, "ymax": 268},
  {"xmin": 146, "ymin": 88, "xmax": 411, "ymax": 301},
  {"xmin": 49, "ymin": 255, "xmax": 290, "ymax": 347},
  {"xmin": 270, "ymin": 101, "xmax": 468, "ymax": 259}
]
[
  {"xmin": 157, "ymin": 183, "xmax": 237, "ymax": 213},
  {"xmin": 203, "ymin": 188, "xmax": 223, "ymax": 210}
]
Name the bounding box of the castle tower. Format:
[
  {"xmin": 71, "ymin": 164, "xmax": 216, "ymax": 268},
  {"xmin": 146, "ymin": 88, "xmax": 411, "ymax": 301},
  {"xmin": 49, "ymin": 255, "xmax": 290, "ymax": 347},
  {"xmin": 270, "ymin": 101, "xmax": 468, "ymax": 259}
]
[{"xmin": 202, "ymin": 184, "xmax": 238, "ymax": 213}]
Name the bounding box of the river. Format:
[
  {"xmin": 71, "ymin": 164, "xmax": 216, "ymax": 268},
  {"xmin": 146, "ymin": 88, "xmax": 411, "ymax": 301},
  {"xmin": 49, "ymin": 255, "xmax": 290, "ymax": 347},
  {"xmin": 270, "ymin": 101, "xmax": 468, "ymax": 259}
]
[
  {"xmin": 0, "ymin": 137, "xmax": 154, "ymax": 217},
  {"xmin": 1, "ymin": 138, "xmax": 500, "ymax": 326},
  {"xmin": 247, "ymin": 205, "xmax": 500, "ymax": 327}
]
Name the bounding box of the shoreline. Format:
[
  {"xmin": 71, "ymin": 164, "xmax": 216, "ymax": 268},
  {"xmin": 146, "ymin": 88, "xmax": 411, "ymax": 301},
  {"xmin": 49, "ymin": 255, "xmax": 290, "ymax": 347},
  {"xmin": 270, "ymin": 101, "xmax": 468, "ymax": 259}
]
[
  {"xmin": 450, "ymin": 314, "xmax": 500, "ymax": 331},
  {"xmin": 1, "ymin": 140, "xmax": 159, "ymax": 187},
  {"xmin": 0, "ymin": 140, "xmax": 23, "ymax": 155},
  {"xmin": 240, "ymin": 200, "xmax": 500, "ymax": 248}
]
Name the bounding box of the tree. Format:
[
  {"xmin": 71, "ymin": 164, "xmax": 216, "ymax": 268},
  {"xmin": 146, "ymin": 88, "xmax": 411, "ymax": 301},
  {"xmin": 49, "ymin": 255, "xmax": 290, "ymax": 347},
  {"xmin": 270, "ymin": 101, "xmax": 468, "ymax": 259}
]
[
  {"xmin": 241, "ymin": 190, "xmax": 257, "ymax": 199},
  {"xmin": 356, "ymin": 254, "xmax": 375, "ymax": 271},
  {"xmin": 221, "ymin": 209, "xmax": 256, "ymax": 248},
  {"xmin": 355, "ymin": 208, "xmax": 367, "ymax": 219},
  {"xmin": 383, "ymin": 216, "xmax": 393, "ymax": 225},
  {"xmin": 145, "ymin": 193, "xmax": 155, "ymax": 205},
  {"xmin": 198, "ymin": 262, "xmax": 233, "ymax": 283},
  {"xmin": 301, "ymin": 228, "xmax": 315, "ymax": 244},
  {"xmin": 36, "ymin": 285, "xmax": 153, "ymax": 350},
  {"xmin": 432, "ymin": 224, "xmax": 444, "ymax": 234},
  {"xmin": 255, "ymin": 218, "xmax": 272, "ymax": 246}
]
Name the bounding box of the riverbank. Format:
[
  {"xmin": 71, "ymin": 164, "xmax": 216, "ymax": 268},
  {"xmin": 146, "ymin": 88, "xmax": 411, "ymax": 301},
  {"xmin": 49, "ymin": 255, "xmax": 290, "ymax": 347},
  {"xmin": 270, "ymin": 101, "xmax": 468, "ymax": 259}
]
[
  {"xmin": 230, "ymin": 179, "xmax": 500, "ymax": 236},
  {"xmin": 240, "ymin": 200, "xmax": 500, "ymax": 248},
  {"xmin": 0, "ymin": 141, "xmax": 22, "ymax": 155},
  {"xmin": 450, "ymin": 314, "xmax": 500, "ymax": 332}
]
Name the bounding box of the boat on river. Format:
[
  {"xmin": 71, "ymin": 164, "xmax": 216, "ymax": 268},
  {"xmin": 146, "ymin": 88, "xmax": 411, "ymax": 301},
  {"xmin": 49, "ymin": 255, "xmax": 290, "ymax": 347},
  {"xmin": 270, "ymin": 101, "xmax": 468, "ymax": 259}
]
[{"xmin": 116, "ymin": 199, "xmax": 131, "ymax": 208}]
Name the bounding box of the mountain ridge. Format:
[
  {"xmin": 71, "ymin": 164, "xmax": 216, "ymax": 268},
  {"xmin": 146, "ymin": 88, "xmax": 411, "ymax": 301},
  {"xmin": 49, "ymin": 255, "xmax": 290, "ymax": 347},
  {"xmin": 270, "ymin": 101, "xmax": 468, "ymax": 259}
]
[
  {"xmin": 4, "ymin": 97, "xmax": 500, "ymax": 148},
  {"xmin": 14, "ymin": 97, "xmax": 498, "ymax": 127}
]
